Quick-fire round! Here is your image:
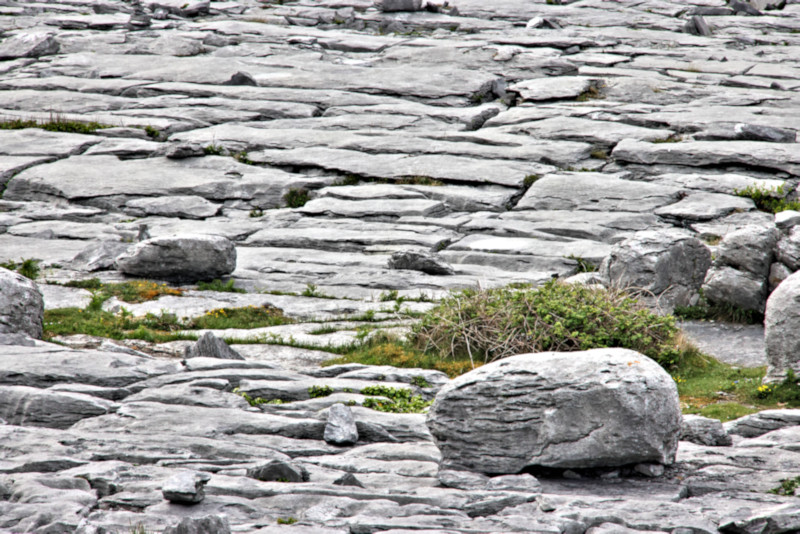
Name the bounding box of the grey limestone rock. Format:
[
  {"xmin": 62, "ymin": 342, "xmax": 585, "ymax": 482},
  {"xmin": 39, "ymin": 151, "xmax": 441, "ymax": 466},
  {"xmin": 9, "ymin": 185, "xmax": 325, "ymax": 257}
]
[
  {"xmin": 733, "ymin": 123, "xmax": 796, "ymax": 143},
  {"xmin": 719, "ymin": 504, "xmax": 800, "ymax": 534},
  {"xmin": 725, "ymin": 409, "xmax": 800, "ymax": 437},
  {"xmin": 124, "ymin": 195, "xmax": 220, "ymax": 220},
  {"xmin": 163, "ymin": 143, "xmax": 206, "ymax": 159},
  {"xmin": 162, "ymin": 470, "xmax": 211, "ymax": 504},
  {"xmin": 381, "ymin": 0, "xmax": 423, "ymax": 12},
  {"xmin": 484, "ymin": 473, "xmax": 542, "ymax": 492},
  {"xmin": 764, "ymin": 271, "xmax": 800, "ymax": 382},
  {"xmin": 115, "ymin": 234, "xmax": 236, "ymax": 282},
  {"xmin": 684, "ymin": 16, "xmax": 712, "ymax": 36},
  {"xmin": 388, "ymin": 250, "xmax": 455, "ymax": 276},
  {"xmin": 776, "ymin": 227, "xmax": 800, "ymax": 271},
  {"xmin": 599, "ymin": 229, "xmax": 711, "ymax": 308},
  {"xmin": 324, "ymin": 403, "xmax": 359, "ymax": 446},
  {"xmin": 437, "ymin": 469, "xmax": 490, "ymax": 490},
  {"xmin": 0, "ymin": 32, "xmax": 59, "ymax": 60},
  {"xmin": 163, "ymin": 515, "xmax": 231, "ymax": 534},
  {"xmin": 184, "ymin": 332, "xmax": 245, "ymax": 361},
  {"xmin": 224, "ymin": 71, "xmax": 258, "ymax": 86},
  {"xmin": 775, "ymin": 210, "xmax": 800, "ymax": 231},
  {"xmin": 702, "ymin": 266, "xmax": 768, "ymax": 313},
  {"xmin": 333, "ymin": 472, "xmax": 365, "ymax": 487},
  {"xmin": 247, "ymin": 459, "xmax": 309, "ymax": 483},
  {"xmin": 426, "ymin": 348, "xmax": 682, "ymax": 474},
  {"xmin": 0, "ymin": 386, "xmax": 118, "ymax": 429},
  {"xmin": 769, "ymin": 262, "xmax": 792, "ymax": 292},
  {"xmin": 681, "ymin": 414, "xmax": 732, "ymax": 446},
  {"xmin": 713, "ymin": 225, "xmax": 778, "ymax": 277},
  {"xmin": 71, "ymin": 241, "xmax": 132, "ymax": 272},
  {"xmin": 0, "ymin": 267, "xmax": 44, "ymax": 339}
]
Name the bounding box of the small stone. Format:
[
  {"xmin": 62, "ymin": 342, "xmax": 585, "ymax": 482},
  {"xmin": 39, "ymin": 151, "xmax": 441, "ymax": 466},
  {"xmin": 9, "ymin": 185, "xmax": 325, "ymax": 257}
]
[
  {"xmin": 185, "ymin": 332, "xmax": 245, "ymax": 361},
  {"xmin": 437, "ymin": 469, "xmax": 490, "ymax": 490},
  {"xmin": 634, "ymin": 463, "xmax": 665, "ymax": 478},
  {"xmin": 563, "ymin": 470, "xmax": 581, "ymax": 480},
  {"xmin": 681, "ymin": 414, "xmax": 733, "ymax": 447},
  {"xmin": 162, "ymin": 471, "xmax": 211, "ymax": 504},
  {"xmin": 485, "ymin": 473, "xmax": 542, "ymax": 492},
  {"xmin": 333, "ymin": 473, "xmax": 365, "ymax": 488},
  {"xmin": 163, "ymin": 143, "xmax": 205, "ymax": 159},
  {"xmin": 224, "ymin": 71, "xmax": 258, "ymax": 86},
  {"xmin": 324, "ymin": 403, "xmax": 359, "ymax": 446},
  {"xmin": 163, "ymin": 515, "xmax": 231, "ymax": 534},
  {"xmin": 388, "ymin": 250, "xmax": 455, "ymax": 276},
  {"xmin": 381, "ymin": 0, "xmax": 423, "ymax": 12},
  {"xmin": 246, "ymin": 459, "xmax": 308, "ymax": 483},
  {"xmin": 734, "ymin": 123, "xmax": 796, "ymax": 143}
]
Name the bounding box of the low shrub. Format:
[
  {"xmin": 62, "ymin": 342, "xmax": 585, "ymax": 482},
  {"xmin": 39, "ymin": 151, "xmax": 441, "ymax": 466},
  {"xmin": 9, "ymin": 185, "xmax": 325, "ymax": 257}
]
[
  {"xmin": 413, "ymin": 280, "xmax": 689, "ymax": 369},
  {"xmin": 734, "ymin": 183, "xmax": 800, "ymax": 214}
]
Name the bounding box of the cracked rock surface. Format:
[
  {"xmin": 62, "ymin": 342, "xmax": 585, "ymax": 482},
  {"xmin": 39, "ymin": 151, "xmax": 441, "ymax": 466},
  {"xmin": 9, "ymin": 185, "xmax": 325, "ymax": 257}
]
[{"xmin": 1, "ymin": 0, "xmax": 800, "ymax": 531}]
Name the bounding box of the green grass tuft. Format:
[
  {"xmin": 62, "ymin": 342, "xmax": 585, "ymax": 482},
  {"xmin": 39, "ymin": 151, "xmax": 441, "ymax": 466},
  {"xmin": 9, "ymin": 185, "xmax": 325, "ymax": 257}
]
[
  {"xmin": 283, "ymin": 188, "xmax": 310, "ymax": 208},
  {"xmin": 196, "ymin": 279, "xmax": 245, "ymax": 293},
  {"xmin": 1, "ymin": 258, "xmax": 40, "ymax": 280}
]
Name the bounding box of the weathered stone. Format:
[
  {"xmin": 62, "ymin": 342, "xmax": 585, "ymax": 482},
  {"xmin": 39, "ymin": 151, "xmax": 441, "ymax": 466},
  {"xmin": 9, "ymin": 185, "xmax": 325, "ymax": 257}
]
[
  {"xmin": 247, "ymin": 459, "xmax": 309, "ymax": 483},
  {"xmin": 599, "ymin": 229, "xmax": 711, "ymax": 307},
  {"xmin": 116, "ymin": 234, "xmax": 236, "ymax": 282},
  {"xmin": 702, "ymin": 266, "xmax": 768, "ymax": 313},
  {"xmin": 713, "ymin": 225, "xmax": 778, "ymax": 276},
  {"xmin": 324, "ymin": 403, "xmax": 359, "ymax": 446},
  {"xmin": 776, "ymin": 227, "xmax": 800, "ymax": 271},
  {"xmin": 764, "ymin": 271, "xmax": 800, "ymax": 382},
  {"xmin": 163, "ymin": 515, "xmax": 231, "ymax": 534},
  {"xmin": 71, "ymin": 241, "xmax": 133, "ymax": 272},
  {"xmin": 0, "ymin": 267, "xmax": 44, "ymax": 339},
  {"xmin": 162, "ymin": 471, "xmax": 212, "ymax": 504},
  {"xmin": 184, "ymin": 332, "xmax": 245, "ymax": 361},
  {"xmin": 163, "ymin": 143, "xmax": 206, "ymax": 159},
  {"xmin": 681, "ymin": 415, "xmax": 732, "ymax": 447},
  {"xmin": 381, "ymin": 0, "xmax": 422, "ymax": 12},
  {"xmin": 333, "ymin": 472, "xmax": 365, "ymax": 488},
  {"xmin": 388, "ymin": 250, "xmax": 455, "ymax": 276},
  {"xmin": 0, "ymin": 386, "xmax": 118, "ymax": 429},
  {"xmin": 719, "ymin": 504, "xmax": 800, "ymax": 534},
  {"xmin": 0, "ymin": 32, "xmax": 59, "ymax": 60},
  {"xmin": 775, "ymin": 210, "xmax": 800, "ymax": 231},
  {"xmin": 769, "ymin": 262, "xmax": 792, "ymax": 292},
  {"xmin": 426, "ymin": 349, "xmax": 681, "ymax": 474},
  {"xmin": 684, "ymin": 16, "xmax": 712, "ymax": 37}
]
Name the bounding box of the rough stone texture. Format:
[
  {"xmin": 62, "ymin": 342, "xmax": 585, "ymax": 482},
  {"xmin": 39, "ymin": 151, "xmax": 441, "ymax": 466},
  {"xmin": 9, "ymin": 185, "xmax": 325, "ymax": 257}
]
[
  {"xmin": 163, "ymin": 515, "xmax": 231, "ymax": 534},
  {"xmin": 726, "ymin": 409, "xmax": 800, "ymax": 438},
  {"xmin": 184, "ymin": 332, "xmax": 245, "ymax": 360},
  {"xmin": 776, "ymin": 226, "xmax": 800, "ymax": 271},
  {"xmin": 0, "ymin": 32, "xmax": 59, "ymax": 59},
  {"xmin": 247, "ymin": 459, "xmax": 309, "ymax": 483},
  {"xmin": 387, "ymin": 250, "xmax": 455, "ymax": 276},
  {"xmin": 702, "ymin": 265, "xmax": 768, "ymax": 313},
  {"xmin": 162, "ymin": 470, "xmax": 211, "ymax": 504},
  {"xmin": 599, "ymin": 229, "xmax": 711, "ymax": 308},
  {"xmin": 681, "ymin": 414, "xmax": 732, "ymax": 447},
  {"xmin": 764, "ymin": 271, "xmax": 800, "ymax": 382},
  {"xmin": 324, "ymin": 403, "xmax": 359, "ymax": 446},
  {"xmin": 116, "ymin": 234, "xmax": 236, "ymax": 282},
  {"xmin": 426, "ymin": 349, "xmax": 681, "ymax": 474},
  {"xmin": 0, "ymin": 267, "xmax": 44, "ymax": 339}
]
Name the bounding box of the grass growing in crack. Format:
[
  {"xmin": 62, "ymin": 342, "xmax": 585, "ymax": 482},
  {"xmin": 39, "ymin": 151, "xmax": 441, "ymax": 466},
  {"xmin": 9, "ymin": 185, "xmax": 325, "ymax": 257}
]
[
  {"xmin": 590, "ymin": 149, "xmax": 609, "ymax": 160},
  {"xmin": 651, "ymin": 135, "xmax": 684, "ymax": 143},
  {"xmin": 396, "ymin": 175, "xmax": 444, "ymax": 186},
  {"xmin": 203, "ymin": 144, "xmax": 224, "ymax": 155},
  {"xmin": 565, "ymin": 254, "xmax": 597, "ymax": 273},
  {"xmin": 277, "ymin": 518, "xmax": 297, "ymax": 525},
  {"xmin": 233, "ymin": 151, "xmax": 254, "ymax": 165},
  {"xmin": 143, "ymin": 125, "xmax": 160, "ymax": 140},
  {"xmin": 249, "ymin": 208, "xmax": 264, "ymax": 218},
  {"xmin": 308, "ymin": 385, "xmax": 334, "ymax": 398},
  {"xmin": 770, "ymin": 476, "xmax": 800, "ymax": 497},
  {"xmin": 62, "ymin": 279, "xmax": 184, "ymax": 303},
  {"xmin": 309, "ymin": 325, "xmax": 340, "ymax": 335},
  {"xmin": 283, "ymin": 187, "xmax": 309, "ymax": 208},
  {"xmin": 0, "ymin": 116, "xmax": 111, "ymax": 134},
  {"xmin": 734, "ymin": 183, "xmax": 800, "ymax": 214},
  {"xmin": 196, "ymin": 278, "xmax": 245, "ymax": 293},
  {"xmin": 188, "ymin": 305, "xmax": 293, "ymax": 330},
  {"xmin": 360, "ymin": 385, "xmax": 432, "ymax": 413},
  {"xmin": 1, "ymin": 258, "xmax": 41, "ymax": 280}
]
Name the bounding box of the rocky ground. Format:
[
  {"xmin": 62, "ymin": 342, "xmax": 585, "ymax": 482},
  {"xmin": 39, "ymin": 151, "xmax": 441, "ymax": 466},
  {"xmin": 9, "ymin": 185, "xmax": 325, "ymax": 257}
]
[{"xmin": 2, "ymin": 0, "xmax": 800, "ymax": 532}]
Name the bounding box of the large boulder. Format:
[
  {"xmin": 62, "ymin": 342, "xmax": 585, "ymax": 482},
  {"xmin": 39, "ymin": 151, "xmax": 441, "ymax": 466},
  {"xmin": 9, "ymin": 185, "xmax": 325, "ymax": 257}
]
[
  {"xmin": 115, "ymin": 234, "xmax": 236, "ymax": 282},
  {"xmin": 426, "ymin": 348, "xmax": 681, "ymax": 474},
  {"xmin": 0, "ymin": 267, "xmax": 44, "ymax": 339},
  {"xmin": 764, "ymin": 270, "xmax": 800, "ymax": 383},
  {"xmin": 702, "ymin": 224, "xmax": 777, "ymax": 313},
  {"xmin": 599, "ymin": 229, "xmax": 711, "ymax": 309}
]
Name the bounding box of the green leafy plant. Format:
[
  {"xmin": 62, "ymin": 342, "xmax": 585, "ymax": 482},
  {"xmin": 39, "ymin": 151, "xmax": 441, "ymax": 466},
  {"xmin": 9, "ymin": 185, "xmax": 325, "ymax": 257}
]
[
  {"xmin": 565, "ymin": 254, "xmax": 597, "ymax": 273},
  {"xmin": 413, "ymin": 280, "xmax": 689, "ymax": 369},
  {"xmin": 233, "ymin": 150, "xmax": 254, "ymax": 165},
  {"xmin": 770, "ymin": 476, "xmax": 800, "ymax": 496},
  {"xmin": 734, "ymin": 183, "xmax": 800, "ymax": 214},
  {"xmin": 204, "ymin": 144, "xmax": 224, "ymax": 155},
  {"xmin": 249, "ymin": 208, "xmax": 264, "ymax": 218},
  {"xmin": 308, "ymin": 385, "xmax": 334, "ymax": 398},
  {"xmin": 1, "ymin": 258, "xmax": 40, "ymax": 280},
  {"xmin": 143, "ymin": 125, "xmax": 160, "ymax": 139},
  {"xmin": 196, "ymin": 279, "xmax": 246, "ymax": 293},
  {"xmin": 411, "ymin": 375, "xmax": 431, "ymax": 388},
  {"xmin": 0, "ymin": 115, "xmax": 110, "ymax": 134},
  {"xmin": 277, "ymin": 517, "xmax": 297, "ymax": 524},
  {"xmin": 233, "ymin": 387, "xmax": 267, "ymax": 406},
  {"xmin": 360, "ymin": 385, "xmax": 432, "ymax": 413},
  {"xmin": 283, "ymin": 188, "xmax": 310, "ymax": 208}
]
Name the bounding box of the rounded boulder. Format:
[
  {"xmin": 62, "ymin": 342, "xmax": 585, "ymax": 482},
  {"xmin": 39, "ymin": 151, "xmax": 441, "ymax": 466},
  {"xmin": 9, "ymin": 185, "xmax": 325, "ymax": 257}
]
[
  {"xmin": 115, "ymin": 234, "xmax": 236, "ymax": 282},
  {"xmin": 764, "ymin": 270, "xmax": 800, "ymax": 383},
  {"xmin": 426, "ymin": 348, "xmax": 681, "ymax": 474},
  {"xmin": 0, "ymin": 267, "xmax": 44, "ymax": 339}
]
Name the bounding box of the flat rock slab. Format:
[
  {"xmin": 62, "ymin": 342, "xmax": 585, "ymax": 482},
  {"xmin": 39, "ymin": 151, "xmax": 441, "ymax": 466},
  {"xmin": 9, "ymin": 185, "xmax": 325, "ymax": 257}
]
[
  {"xmin": 515, "ymin": 173, "xmax": 680, "ymax": 213},
  {"xmin": 680, "ymin": 321, "xmax": 766, "ymax": 368},
  {"xmin": 449, "ymin": 234, "xmax": 612, "ymax": 264},
  {"xmin": 613, "ymin": 139, "xmax": 800, "ymax": 177}
]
